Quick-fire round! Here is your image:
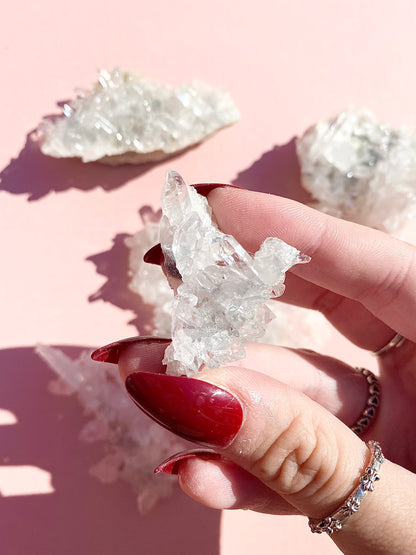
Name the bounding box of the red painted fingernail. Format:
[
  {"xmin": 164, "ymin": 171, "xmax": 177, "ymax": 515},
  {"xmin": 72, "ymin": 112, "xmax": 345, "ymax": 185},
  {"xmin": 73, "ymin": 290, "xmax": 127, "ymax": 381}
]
[
  {"xmin": 125, "ymin": 373, "xmax": 243, "ymax": 447},
  {"xmin": 143, "ymin": 243, "xmax": 164, "ymax": 265},
  {"xmin": 154, "ymin": 449, "xmax": 222, "ymax": 475},
  {"xmin": 192, "ymin": 183, "xmax": 243, "ymax": 197},
  {"xmin": 91, "ymin": 336, "xmax": 171, "ymax": 364}
]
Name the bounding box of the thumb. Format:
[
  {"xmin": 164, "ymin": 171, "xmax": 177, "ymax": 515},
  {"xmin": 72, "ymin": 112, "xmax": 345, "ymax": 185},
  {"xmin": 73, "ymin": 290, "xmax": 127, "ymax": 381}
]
[
  {"xmin": 124, "ymin": 363, "xmax": 367, "ymax": 520},
  {"xmin": 199, "ymin": 366, "xmax": 368, "ymax": 520}
]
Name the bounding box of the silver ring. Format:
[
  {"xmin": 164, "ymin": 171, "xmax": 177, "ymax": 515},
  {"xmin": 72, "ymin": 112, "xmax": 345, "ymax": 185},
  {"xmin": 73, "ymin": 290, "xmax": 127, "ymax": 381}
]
[
  {"xmin": 373, "ymin": 333, "xmax": 405, "ymax": 356},
  {"xmin": 309, "ymin": 440, "xmax": 384, "ymax": 535},
  {"xmin": 350, "ymin": 368, "xmax": 380, "ymax": 436}
]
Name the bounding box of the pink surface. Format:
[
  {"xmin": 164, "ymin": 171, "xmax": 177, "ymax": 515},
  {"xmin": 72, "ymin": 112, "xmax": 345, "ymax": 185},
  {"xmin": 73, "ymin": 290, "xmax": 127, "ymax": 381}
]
[{"xmin": 1, "ymin": 1, "xmax": 416, "ymax": 553}]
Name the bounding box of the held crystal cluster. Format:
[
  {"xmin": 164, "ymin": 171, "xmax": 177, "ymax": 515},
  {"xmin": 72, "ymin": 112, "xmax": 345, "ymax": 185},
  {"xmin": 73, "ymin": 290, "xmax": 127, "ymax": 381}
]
[
  {"xmin": 160, "ymin": 171, "xmax": 309, "ymax": 376},
  {"xmin": 39, "ymin": 68, "xmax": 240, "ymax": 165},
  {"xmin": 296, "ymin": 107, "xmax": 416, "ymax": 231},
  {"xmin": 125, "ymin": 212, "xmax": 328, "ymax": 350}
]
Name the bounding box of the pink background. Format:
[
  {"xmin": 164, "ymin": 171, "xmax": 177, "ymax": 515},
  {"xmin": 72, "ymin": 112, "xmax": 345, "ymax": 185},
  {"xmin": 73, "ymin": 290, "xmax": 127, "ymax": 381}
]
[{"xmin": 1, "ymin": 1, "xmax": 416, "ymax": 553}]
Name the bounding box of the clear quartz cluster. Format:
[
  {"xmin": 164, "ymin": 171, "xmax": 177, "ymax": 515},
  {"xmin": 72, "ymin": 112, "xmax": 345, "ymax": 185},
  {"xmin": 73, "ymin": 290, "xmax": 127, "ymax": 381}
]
[
  {"xmin": 36, "ymin": 345, "xmax": 186, "ymax": 513},
  {"xmin": 160, "ymin": 171, "xmax": 309, "ymax": 376},
  {"xmin": 125, "ymin": 212, "xmax": 327, "ymax": 351},
  {"xmin": 39, "ymin": 68, "xmax": 240, "ymax": 165},
  {"xmin": 296, "ymin": 107, "xmax": 416, "ymax": 231}
]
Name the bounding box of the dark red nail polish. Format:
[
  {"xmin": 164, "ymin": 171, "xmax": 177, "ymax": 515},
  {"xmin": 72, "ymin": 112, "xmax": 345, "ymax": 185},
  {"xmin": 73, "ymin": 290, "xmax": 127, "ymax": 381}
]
[
  {"xmin": 193, "ymin": 183, "xmax": 243, "ymax": 197},
  {"xmin": 143, "ymin": 243, "xmax": 164, "ymax": 265},
  {"xmin": 125, "ymin": 373, "xmax": 243, "ymax": 447},
  {"xmin": 154, "ymin": 449, "xmax": 222, "ymax": 475},
  {"xmin": 91, "ymin": 336, "xmax": 170, "ymax": 364}
]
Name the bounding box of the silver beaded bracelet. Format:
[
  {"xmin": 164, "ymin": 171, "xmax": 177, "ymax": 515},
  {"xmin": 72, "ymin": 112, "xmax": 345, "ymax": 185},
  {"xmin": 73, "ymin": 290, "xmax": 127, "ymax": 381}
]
[{"xmin": 309, "ymin": 441, "xmax": 384, "ymax": 535}]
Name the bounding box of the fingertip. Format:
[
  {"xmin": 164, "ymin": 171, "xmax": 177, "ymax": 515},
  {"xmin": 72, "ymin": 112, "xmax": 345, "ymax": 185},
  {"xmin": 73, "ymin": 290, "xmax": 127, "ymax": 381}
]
[
  {"xmin": 177, "ymin": 456, "xmax": 295, "ymax": 514},
  {"xmin": 175, "ymin": 458, "xmax": 235, "ymax": 509}
]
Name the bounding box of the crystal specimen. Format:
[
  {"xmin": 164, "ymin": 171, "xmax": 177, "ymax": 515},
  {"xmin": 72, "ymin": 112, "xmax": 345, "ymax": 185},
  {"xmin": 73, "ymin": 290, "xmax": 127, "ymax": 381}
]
[
  {"xmin": 36, "ymin": 345, "xmax": 187, "ymax": 513},
  {"xmin": 39, "ymin": 68, "xmax": 240, "ymax": 165},
  {"xmin": 126, "ymin": 218, "xmax": 328, "ymax": 348},
  {"xmin": 125, "ymin": 213, "xmax": 327, "ymax": 350},
  {"xmin": 297, "ymin": 107, "xmax": 416, "ymax": 231},
  {"xmin": 160, "ymin": 170, "xmax": 309, "ymax": 376}
]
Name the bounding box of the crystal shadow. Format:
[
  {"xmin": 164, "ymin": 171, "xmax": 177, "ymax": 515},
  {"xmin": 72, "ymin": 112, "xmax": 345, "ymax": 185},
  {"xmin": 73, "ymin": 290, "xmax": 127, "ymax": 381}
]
[
  {"xmin": 87, "ymin": 206, "xmax": 164, "ymax": 334},
  {"xmin": 0, "ymin": 126, "xmax": 195, "ymax": 201},
  {"xmin": 87, "ymin": 231, "xmax": 155, "ymax": 334},
  {"xmin": 233, "ymin": 137, "xmax": 313, "ymax": 203}
]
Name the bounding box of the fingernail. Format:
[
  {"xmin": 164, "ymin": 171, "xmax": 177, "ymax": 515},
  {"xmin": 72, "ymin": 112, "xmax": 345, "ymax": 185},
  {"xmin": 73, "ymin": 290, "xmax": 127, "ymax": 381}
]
[
  {"xmin": 154, "ymin": 449, "xmax": 222, "ymax": 475},
  {"xmin": 125, "ymin": 373, "xmax": 243, "ymax": 447},
  {"xmin": 91, "ymin": 336, "xmax": 170, "ymax": 364},
  {"xmin": 143, "ymin": 243, "xmax": 164, "ymax": 265},
  {"xmin": 143, "ymin": 245, "xmax": 182, "ymax": 283},
  {"xmin": 192, "ymin": 183, "xmax": 243, "ymax": 197}
]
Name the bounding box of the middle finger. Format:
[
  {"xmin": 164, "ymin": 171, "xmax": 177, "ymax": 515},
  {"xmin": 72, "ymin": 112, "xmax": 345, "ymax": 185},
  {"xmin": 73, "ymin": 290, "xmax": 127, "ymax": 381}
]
[{"xmin": 278, "ymin": 272, "xmax": 397, "ymax": 352}]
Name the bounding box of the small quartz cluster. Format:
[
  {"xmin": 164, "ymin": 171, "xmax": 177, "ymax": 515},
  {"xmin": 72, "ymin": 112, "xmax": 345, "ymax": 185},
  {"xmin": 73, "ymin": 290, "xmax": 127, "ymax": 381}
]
[
  {"xmin": 160, "ymin": 171, "xmax": 309, "ymax": 376},
  {"xmin": 125, "ymin": 211, "xmax": 327, "ymax": 352},
  {"xmin": 36, "ymin": 345, "xmax": 187, "ymax": 513},
  {"xmin": 39, "ymin": 68, "xmax": 240, "ymax": 165},
  {"xmin": 297, "ymin": 107, "xmax": 416, "ymax": 231}
]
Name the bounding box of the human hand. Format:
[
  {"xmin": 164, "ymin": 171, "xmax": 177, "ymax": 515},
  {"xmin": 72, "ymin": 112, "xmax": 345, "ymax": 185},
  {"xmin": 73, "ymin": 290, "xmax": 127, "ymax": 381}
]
[{"xmin": 92, "ymin": 187, "xmax": 416, "ymax": 554}]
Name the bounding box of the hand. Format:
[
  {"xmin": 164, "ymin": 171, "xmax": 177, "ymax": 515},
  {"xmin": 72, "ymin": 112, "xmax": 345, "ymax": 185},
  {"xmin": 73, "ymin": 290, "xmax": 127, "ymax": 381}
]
[{"xmin": 93, "ymin": 187, "xmax": 416, "ymax": 554}]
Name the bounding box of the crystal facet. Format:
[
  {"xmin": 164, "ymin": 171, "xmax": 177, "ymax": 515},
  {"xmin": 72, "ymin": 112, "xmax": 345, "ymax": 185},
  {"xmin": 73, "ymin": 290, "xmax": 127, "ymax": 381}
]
[
  {"xmin": 160, "ymin": 171, "xmax": 309, "ymax": 376},
  {"xmin": 39, "ymin": 68, "xmax": 240, "ymax": 165},
  {"xmin": 297, "ymin": 107, "xmax": 416, "ymax": 231}
]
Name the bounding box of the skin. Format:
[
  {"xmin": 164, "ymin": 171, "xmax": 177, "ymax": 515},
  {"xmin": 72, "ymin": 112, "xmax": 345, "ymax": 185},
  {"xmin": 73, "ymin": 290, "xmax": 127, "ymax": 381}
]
[{"xmin": 119, "ymin": 188, "xmax": 416, "ymax": 554}]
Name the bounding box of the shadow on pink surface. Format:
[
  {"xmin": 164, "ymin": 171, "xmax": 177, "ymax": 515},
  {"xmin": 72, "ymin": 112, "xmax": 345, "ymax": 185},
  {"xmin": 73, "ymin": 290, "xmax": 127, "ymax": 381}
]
[
  {"xmin": 87, "ymin": 232, "xmax": 156, "ymax": 334},
  {"xmin": 0, "ymin": 347, "xmax": 220, "ymax": 555},
  {"xmin": 0, "ymin": 128, "xmax": 195, "ymax": 201},
  {"xmin": 0, "ymin": 131, "xmax": 154, "ymax": 201},
  {"xmin": 233, "ymin": 138, "xmax": 314, "ymax": 204},
  {"xmin": 87, "ymin": 205, "xmax": 164, "ymax": 334}
]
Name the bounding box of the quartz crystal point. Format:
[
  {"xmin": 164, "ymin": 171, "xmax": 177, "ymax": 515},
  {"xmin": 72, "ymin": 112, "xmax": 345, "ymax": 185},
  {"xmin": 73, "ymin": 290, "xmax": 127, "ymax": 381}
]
[
  {"xmin": 297, "ymin": 107, "xmax": 416, "ymax": 231},
  {"xmin": 160, "ymin": 170, "xmax": 309, "ymax": 376},
  {"xmin": 39, "ymin": 68, "xmax": 240, "ymax": 165}
]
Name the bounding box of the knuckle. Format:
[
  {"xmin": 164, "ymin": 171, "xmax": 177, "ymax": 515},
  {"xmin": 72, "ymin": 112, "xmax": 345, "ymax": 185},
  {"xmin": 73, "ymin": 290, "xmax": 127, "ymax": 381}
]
[
  {"xmin": 251, "ymin": 412, "xmax": 337, "ymax": 499},
  {"xmin": 358, "ymin": 246, "xmax": 416, "ymax": 314},
  {"xmin": 311, "ymin": 289, "xmax": 346, "ymax": 317}
]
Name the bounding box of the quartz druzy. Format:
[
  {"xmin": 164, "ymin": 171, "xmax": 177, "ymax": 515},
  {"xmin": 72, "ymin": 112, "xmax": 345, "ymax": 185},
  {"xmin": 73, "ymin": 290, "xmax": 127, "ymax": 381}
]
[
  {"xmin": 297, "ymin": 107, "xmax": 416, "ymax": 231},
  {"xmin": 39, "ymin": 68, "xmax": 239, "ymax": 165},
  {"xmin": 160, "ymin": 171, "xmax": 309, "ymax": 376}
]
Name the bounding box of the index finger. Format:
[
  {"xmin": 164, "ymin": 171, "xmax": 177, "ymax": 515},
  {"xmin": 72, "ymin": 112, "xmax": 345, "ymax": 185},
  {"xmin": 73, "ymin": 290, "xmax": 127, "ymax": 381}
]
[{"xmin": 208, "ymin": 187, "xmax": 416, "ymax": 342}]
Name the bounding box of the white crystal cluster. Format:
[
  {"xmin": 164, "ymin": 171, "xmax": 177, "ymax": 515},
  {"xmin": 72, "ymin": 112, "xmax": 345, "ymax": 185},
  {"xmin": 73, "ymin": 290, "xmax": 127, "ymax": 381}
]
[
  {"xmin": 297, "ymin": 107, "xmax": 416, "ymax": 231},
  {"xmin": 160, "ymin": 171, "xmax": 309, "ymax": 376},
  {"xmin": 36, "ymin": 345, "xmax": 186, "ymax": 513},
  {"xmin": 39, "ymin": 68, "xmax": 240, "ymax": 165},
  {"xmin": 125, "ymin": 211, "xmax": 327, "ymax": 351}
]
